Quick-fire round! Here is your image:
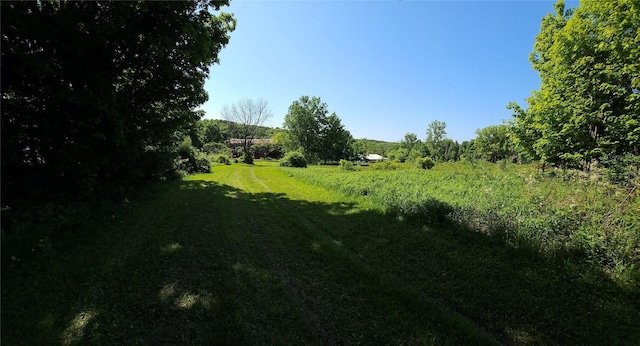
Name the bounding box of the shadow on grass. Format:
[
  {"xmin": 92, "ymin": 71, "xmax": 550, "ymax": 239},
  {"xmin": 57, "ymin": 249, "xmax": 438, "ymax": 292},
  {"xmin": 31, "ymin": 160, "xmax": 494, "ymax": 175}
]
[{"xmin": 2, "ymin": 179, "xmax": 639, "ymax": 345}]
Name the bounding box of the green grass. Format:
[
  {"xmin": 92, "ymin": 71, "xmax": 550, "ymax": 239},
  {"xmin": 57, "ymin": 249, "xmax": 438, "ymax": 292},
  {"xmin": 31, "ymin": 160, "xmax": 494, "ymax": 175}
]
[
  {"xmin": 283, "ymin": 161, "xmax": 640, "ymax": 284},
  {"xmin": 2, "ymin": 161, "xmax": 639, "ymax": 344}
]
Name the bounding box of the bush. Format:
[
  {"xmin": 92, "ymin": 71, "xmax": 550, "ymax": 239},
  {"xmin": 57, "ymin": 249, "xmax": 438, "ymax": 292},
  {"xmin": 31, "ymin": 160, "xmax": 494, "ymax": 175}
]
[
  {"xmin": 415, "ymin": 157, "xmax": 435, "ymax": 170},
  {"xmin": 371, "ymin": 161, "xmax": 397, "ymax": 170},
  {"xmin": 193, "ymin": 157, "xmax": 211, "ymax": 173},
  {"xmin": 216, "ymin": 155, "xmax": 231, "ymax": 165},
  {"xmin": 387, "ymin": 148, "xmax": 409, "ymax": 163},
  {"xmin": 280, "ymin": 151, "xmax": 307, "ymax": 168},
  {"xmin": 340, "ymin": 159, "xmax": 354, "ymax": 170},
  {"xmin": 174, "ymin": 138, "xmax": 211, "ymax": 174},
  {"xmin": 242, "ymin": 152, "xmax": 254, "ymax": 164}
]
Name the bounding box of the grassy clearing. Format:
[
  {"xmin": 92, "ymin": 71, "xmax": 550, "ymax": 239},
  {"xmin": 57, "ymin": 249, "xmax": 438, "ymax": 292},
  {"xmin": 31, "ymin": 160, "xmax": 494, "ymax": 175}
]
[{"xmin": 2, "ymin": 161, "xmax": 639, "ymax": 344}]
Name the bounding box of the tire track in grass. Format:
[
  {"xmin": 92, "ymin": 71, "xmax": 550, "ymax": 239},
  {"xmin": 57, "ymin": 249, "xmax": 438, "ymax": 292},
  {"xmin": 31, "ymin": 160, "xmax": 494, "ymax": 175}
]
[
  {"xmin": 220, "ymin": 163, "xmax": 499, "ymax": 344},
  {"xmin": 213, "ymin": 165, "xmax": 321, "ymax": 343}
]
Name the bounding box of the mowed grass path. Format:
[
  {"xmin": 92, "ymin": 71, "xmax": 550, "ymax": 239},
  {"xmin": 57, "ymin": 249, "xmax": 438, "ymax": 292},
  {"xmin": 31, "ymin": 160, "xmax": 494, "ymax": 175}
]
[{"xmin": 2, "ymin": 162, "xmax": 639, "ymax": 345}]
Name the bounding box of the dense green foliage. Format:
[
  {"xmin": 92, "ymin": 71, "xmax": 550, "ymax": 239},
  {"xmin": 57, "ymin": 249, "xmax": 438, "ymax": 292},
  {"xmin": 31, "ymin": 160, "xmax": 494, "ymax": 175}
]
[
  {"xmin": 175, "ymin": 138, "xmax": 212, "ymax": 175},
  {"xmin": 251, "ymin": 142, "xmax": 285, "ymax": 159},
  {"xmin": 280, "ymin": 151, "xmax": 308, "ymax": 168},
  {"xmin": 415, "ymin": 157, "xmax": 436, "ymax": 170},
  {"xmin": 510, "ymin": 0, "xmax": 640, "ymax": 169},
  {"xmin": 352, "ymin": 138, "xmax": 397, "ymax": 157},
  {"xmin": 340, "ymin": 159, "xmax": 355, "ymax": 171},
  {"xmin": 1, "ymin": 1, "xmax": 235, "ymax": 207},
  {"xmin": 474, "ymin": 125, "xmax": 514, "ymax": 162},
  {"xmin": 282, "ymin": 162, "xmax": 640, "ymax": 284},
  {"xmin": 283, "ymin": 96, "xmax": 354, "ymax": 163},
  {"xmin": 216, "ymin": 154, "xmax": 231, "ymax": 165}
]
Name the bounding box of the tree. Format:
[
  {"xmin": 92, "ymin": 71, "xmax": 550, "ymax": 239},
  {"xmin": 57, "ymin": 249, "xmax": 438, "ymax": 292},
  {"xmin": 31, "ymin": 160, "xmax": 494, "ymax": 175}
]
[
  {"xmin": 401, "ymin": 133, "xmax": 421, "ymax": 152},
  {"xmin": 319, "ymin": 113, "xmax": 354, "ymax": 162},
  {"xmin": 439, "ymin": 139, "xmax": 461, "ymax": 162},
  {"xmin": 425, "ymin": 120, "xmax": 448, "ymax": 161},
  {"xmin": 283, "ymin": 96, "xmax": 353, "ymax": 163},
  {"xmin": 1, "ymin": 1, "xmax": 235, "ymax": 206},
  {"xmin": 221, "ymin": 98, "xmax": 273, "ymax": 156},
  {"xmin": 460, "ymin": 140, "xmax": 477, "ymax": 160},
  {"xmin": 352, "ymin": 138, "xmax": 396, "ymax": 157},
  {"xmin": 510, "ymin": 0, "xmax": 640, "ymax": 169},
  {"xmin": 474, "ymin": 125, "xmax": 513, "ymax": 162},
  {"xmin": 426, "ymin": 121, "xmax": 447, "ymax": 147}
]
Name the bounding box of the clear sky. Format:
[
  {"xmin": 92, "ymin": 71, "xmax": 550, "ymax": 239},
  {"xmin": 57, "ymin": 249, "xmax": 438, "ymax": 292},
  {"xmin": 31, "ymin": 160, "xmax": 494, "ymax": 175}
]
[{"xmin": 201, "ymin": 0, "xmax": 578, "ymax": 143}]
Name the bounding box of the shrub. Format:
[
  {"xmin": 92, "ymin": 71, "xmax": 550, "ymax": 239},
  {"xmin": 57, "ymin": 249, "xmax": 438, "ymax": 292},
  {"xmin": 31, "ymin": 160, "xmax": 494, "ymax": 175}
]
[
  {"xmin": 216, "ymin": 155, "xmax": 231, "ymax": 165},
  {"xmin": 387, "ymin": 148, "xmax": 409, "ymax": 163},
  {"xmin": 192, "ymin": 157, "xmax": 211, "ymax": 173},
  {"xmin": 340, "ymin": 159, "xmax": 354, "ymax": 170},
  {"xmin": 371, "ymin": 161, "xmax": 397, "ymax": 170},
  {"xmin": 242, "ymin": 152, "xmax": 254, "ymax": 164},
  {"xmin": 415, "ymin": 157, "xmax": 435, "ymax": 170},
  {"xmin": 280, "ymin": 151, "xmax": 307, "ymax": 168},
  {"xmin": 174, "ymin": 138, "xmax": 211, "ymax": 174}
]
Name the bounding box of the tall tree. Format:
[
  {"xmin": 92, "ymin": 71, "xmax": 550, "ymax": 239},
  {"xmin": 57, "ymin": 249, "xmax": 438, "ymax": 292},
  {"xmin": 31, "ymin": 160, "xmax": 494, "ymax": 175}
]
[
  {"xmin": 1, "ymin": 1, "xmax": 235, "ymax": 206},
  {"xmin": 426, "ymin": 120, "xmax": 447, "ymax": 147},
  {"xmin": 510, "ymin": 0, "xmax": 639, "ymax": 169},
  {"xmin": 439, "ymin": 139, "xmax": 461, "ymax": 162},
  {"xmin": 221, "ymin": 98, "xmax": 273, "ymax": 155},
  {"xmin": 283, "ymin": 96, "xmax": 353, "ymax": 163},
  {"xmin": 425, "ymin": 120, "xmax": 448, "ymax": 161}
]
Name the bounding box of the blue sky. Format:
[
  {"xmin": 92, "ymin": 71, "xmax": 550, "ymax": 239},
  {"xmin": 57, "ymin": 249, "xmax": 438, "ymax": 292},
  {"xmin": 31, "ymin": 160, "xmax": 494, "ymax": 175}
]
[{"xmin": 201, "ymin": 0, "xmax": 578, "ymax": 143}]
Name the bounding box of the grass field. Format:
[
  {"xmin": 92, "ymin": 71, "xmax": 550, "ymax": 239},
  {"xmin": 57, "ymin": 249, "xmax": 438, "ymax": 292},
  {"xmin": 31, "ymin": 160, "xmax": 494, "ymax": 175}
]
[
  {"xmin": 283, "ymin": 161, "xmax": 640, "ymax": 284},
  {"xmin": 2, "ymin": 161, "xmax": 639, "ymax": 344}
]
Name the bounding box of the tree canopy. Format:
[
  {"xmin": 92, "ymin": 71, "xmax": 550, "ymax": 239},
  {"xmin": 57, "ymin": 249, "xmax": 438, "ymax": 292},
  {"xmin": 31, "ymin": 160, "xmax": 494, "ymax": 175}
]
[
  {"xmin": 509, "ymin": 0, "xmax": 639, "ymax": 169},
  {"xmin": 283, "ymin": 96, "xmax": 353, "ymax": 163},
  {"xmin": 1, "ymin": 1, "xmax": 235, "ymax": 206},
  {"xmin": 425, "ymin": 120, "xmax": 459, "ymax": 162},
  {"xmin": 474, "ymin": 125, "xmax": 514, "ymax": 163}
]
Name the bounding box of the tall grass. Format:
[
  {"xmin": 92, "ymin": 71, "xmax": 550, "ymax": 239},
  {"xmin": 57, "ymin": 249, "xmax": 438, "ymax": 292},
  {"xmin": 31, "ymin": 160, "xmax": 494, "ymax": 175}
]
[{"xmin": 281, "ymin": 161, "xmax": 640, "ymax": 285}]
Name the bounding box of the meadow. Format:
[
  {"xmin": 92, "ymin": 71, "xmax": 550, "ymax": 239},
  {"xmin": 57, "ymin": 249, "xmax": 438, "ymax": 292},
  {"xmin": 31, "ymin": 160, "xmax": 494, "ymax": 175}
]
[
  {"xmin": 2, "ymin": 161, "xmax": 639, "ymax": 345},
  {"xmin": 282, "ymin": 161, "xmax": 640, "ymax": 286}
]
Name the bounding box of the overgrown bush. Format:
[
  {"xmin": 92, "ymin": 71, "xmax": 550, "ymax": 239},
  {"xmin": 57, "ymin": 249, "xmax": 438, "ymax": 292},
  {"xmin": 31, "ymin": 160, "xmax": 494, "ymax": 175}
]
[
  {"xmin": 340, "ymin": 159, "xmax": 354, "ymax": 170},
  {"xmin": 174, "ymin": 138, "xmax": 211, "ymax": 174},
  {"xmin": 387, "ymin": 148, "xmax": 409, "ymax": 163},
  {"xmin": 415, "ymin": 157, "xmax": 435, "ymax": 170},
  {"xmin": 216, "ymin": 155, "xmax": 231, "ymax": 165},
  {"xmin": 280, "ymin": 151, "xmax": 307, "ymax": 167}
]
